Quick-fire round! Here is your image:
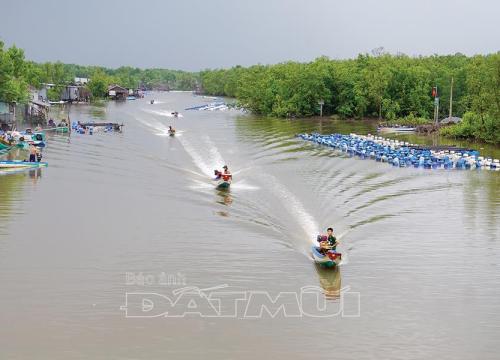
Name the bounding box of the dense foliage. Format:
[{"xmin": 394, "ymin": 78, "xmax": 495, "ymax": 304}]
[
  {"xmin": 0, "ymin": 41, "xmax": 32, "ymax": 103},
  {"xmin": 440, "ymin": 55, "xmax": 500, "ymax": 143},
  {"xmin": 201, "ymin": 52, "xmax": 500, "ymax": 143},
  {"xmin": 1, "ymin": 39, "xmax": 498, "ymax": 143},
  {"xmin": 0, "ymin": 40, "xmax": 199, "ymax": 103},
  {"xmin": 33, "ymin": 63, "xmax": 199, "ymax": 98}
]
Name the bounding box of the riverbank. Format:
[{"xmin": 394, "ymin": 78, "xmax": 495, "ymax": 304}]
[{"xmin": 201, "ymin": 53, "xmax": 500, "ymax": 145}]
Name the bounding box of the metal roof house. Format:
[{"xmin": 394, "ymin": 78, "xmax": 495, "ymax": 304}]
[
  {"xmin": 61, "ymin": 85, "xmax": 80, "ymax": 101},
  {"xmin": 108, "ymin": 85, "xmax": 128, "ymax": 100}
]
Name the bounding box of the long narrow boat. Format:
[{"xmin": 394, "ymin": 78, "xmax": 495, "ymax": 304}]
[
  {"xmin": 312, "ymin": 246, "xmax": 342, "ymax": 268},
  {"xmin": 43, "ymin": 126, "xmax": 69, "ymax": 133},
  {"xmin": 0, "ymin": 161, "xmax": 48, "ymax": 169},
  {"xmin": 377, "ymin": 126, "xmax": 416, "ymax": 133}
]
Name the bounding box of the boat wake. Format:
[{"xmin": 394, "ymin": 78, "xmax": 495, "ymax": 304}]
[
  {"xmin": 155, "ymin": 131, "xmax": 184, "ymax": 137},
  {"xmin": 229, "ymin": 179, "xmax": 260, "ymax": 191},
  {"xmin": 258, "ymin": 172, "xmax": 319, "ymax": 252},
  {"xmin": 134, "ymin": 116, "xmax": 170, "ymax": 134},
  {"xmin": 145, "ymin": 109, "xmax": 184, "ymax": 118},
  {"xmin": 176, "ymin": 135, "xmax": 224, "ymax": 177}
]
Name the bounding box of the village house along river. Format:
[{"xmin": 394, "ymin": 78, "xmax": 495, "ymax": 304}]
[{"xmin": 0, "ymin": 92, "xmax": 499, "ymax": 360}]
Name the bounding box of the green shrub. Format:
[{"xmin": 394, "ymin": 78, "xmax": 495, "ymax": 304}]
[{"xmin": 440, "ymin": 112, "xmax": 500, "ymax": 144}]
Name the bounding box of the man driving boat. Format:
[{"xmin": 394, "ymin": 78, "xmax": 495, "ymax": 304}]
[
  {"xmin": 214, "ymin": 165, "xmax": 232, "ymax": 181},
  {"xmin": 317, "ymin": 227, "xmax": 339, "ymax": 252}
]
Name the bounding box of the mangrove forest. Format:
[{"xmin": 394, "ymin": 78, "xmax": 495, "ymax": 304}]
[{"xmin": 200, "ymin": 52, "xmax": 500, "ymax": 144}]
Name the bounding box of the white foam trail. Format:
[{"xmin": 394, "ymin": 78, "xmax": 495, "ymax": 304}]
[
  {"xmin": 189, "ymin": 179, "xmax": 216, "ymax": 190},
  {"xmin": 176, "ymin": 136, "xmax": 218, "ymax": 177},
  {"xmin": 135, "ymin": 116, "xmax": 169, "ymax": 134},
  {"xmin": 155, "ymin": 130, "xmax": 184, "ymax": 137},
  {"xmin": 203, "ymin": 135, "xmax": 225, "ymax": 168},
  {"xmin": 135, "ymin": 115, "xmax": 259, "ymax": 192},
  {"xmin": 135, "ymin": 115, "xmax": 222, "ymax": 179},
  {"xmin": 146, "ymin": 109, "xmax": 184, "ymax": 118},
  {"xmin": 230, "ymin": 179, "xmax": 260, "ymax": 191},
  {"xmin": 335, "ymin": 251, "xmax": 349, "ymax": 266},
  {"xmin": 231, "ymin": 165, "xmax": 254, "ymax": 176},
  {"xmin": 260, "ymin": 173, "xmax": 319, "ymax": 241}
]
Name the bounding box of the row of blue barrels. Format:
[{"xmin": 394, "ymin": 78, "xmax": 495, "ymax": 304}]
[{"xmin": 298, "ymin": 133, "xmax": 499, "ymax": 170}]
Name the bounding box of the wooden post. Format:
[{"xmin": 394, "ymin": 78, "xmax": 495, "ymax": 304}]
[
  {"xmin": 436, "ymin": 98, "xmax": 440, "ymax": 125},
  {"xmin": 433, "ymin": 86, "xmax": 439, "ymax": 126},
  {"xmin": 449, "ymin": 77, "xmax": 454, "ymax": 119},
  {"xmin": 68, "ymin": 106, "xmax": 71, "ymax": 136},
  {"xmin": 318, "ymin": 99, "xmax": 324, "ymax": 117}
]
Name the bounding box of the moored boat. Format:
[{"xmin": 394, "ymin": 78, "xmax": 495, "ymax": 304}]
[
  {"xmin": 0, "ymin": 139, "xmax": 12, "ymax": 151},
  {"xmin": 377, "ymin": 126, "xmax": 416, "ymax": 133},
  {"xmin": 312, "ymin": 245, "xmax": 342, "ymax": 268},
  {"xmin": 43, "ymin": 126, "xmax": 69, "ymax": 133},
  {"xmin": 0, "ymin": 161, "xmax": 48, "ymax": 169}
]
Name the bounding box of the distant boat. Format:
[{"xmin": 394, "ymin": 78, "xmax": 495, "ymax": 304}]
[
  {"xmin": 377, "ymin": 126, "xmax": 416, "ymax": 134},
  {"xmin": 43, "ymin": 126, "xmax": 69, "ymax": 133},
  {"xmin": 0, "ymin": 161, "xmax": 48, "ymax": 169},
  {"xmin": 127, "ymin": 96, "xmax": 136, "ymax": 100}
]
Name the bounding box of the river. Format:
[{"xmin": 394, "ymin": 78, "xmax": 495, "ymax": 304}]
[{"xmin": 1, "ymin": 92, "xmax": 499, "ymax": 359}]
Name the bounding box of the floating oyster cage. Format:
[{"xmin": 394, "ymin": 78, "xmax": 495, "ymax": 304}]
[{"xmin": 298, "ymin": 133, "xmax": 499, "ymax": 170}]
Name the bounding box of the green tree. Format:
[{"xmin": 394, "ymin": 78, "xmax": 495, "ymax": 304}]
[
  {"xmin": 0, "ymin": 41, "xmax": 29, "ymax": 103},
  {"xmin": 87, "ymin": 70, "xmax": 112, "ymax": 99}
]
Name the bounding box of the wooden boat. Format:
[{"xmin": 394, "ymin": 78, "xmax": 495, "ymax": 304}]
[
  {"xmin": 216, "ymin": 180, "xmax": 231, "ymax": 190},
  {"xmin": 0, "ymin": 161, "xmax": 48, "ymax": 169},
  {"xmin": 0, "ymin": 139, "xmax": 12, "ymax": 151},
  {"xmin": 377, "ymin": 126, "xmax": 416, "ymax": 134},
  {"xmin": 44, "ymin": 126, "xmax": 69, "ymax": 133},
  {"xmin": 214, "ymin": 170, "xmax": 232, "ymax": 190},
  {"xmin": 312, "ymin": 246, "xmax": 342, "ymax": 268}
]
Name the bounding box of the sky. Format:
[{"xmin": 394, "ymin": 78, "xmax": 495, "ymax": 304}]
[{"xmin": 1, "ymin": 0, "xmax": 499, "ymax": 71}]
